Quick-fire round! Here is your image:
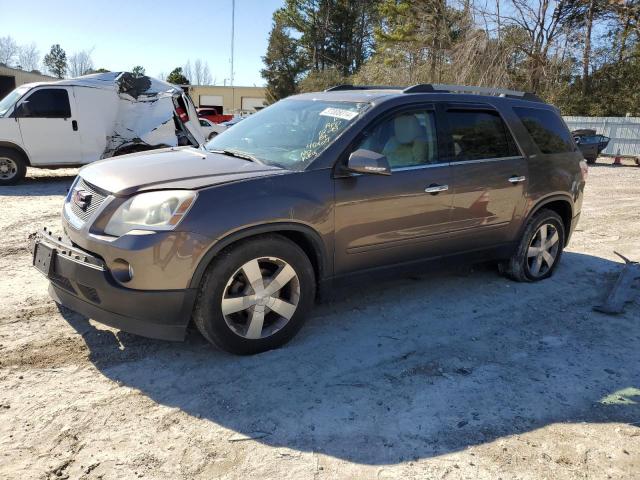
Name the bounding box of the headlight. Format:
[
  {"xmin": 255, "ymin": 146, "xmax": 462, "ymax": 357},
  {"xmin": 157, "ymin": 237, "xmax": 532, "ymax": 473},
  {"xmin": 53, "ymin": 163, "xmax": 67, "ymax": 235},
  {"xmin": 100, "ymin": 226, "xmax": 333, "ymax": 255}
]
[{"xmin": 104, "ymin": 190, "xmax": 196, "ymax": 237}]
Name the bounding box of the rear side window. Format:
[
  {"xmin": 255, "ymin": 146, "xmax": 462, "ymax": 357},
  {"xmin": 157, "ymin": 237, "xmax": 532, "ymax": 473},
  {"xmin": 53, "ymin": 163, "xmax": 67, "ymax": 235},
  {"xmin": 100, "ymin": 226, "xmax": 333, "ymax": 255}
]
[
  {"xmin": 446, "ymin": 110, "xmax": 520, "ymax": 161},
  {"xmin": 22, "ymin": 88, "xmax": 71, "ymax": 118},
  {"xmin": 514, "ymin": 107, "xmax": 575, "ymax": 154}
]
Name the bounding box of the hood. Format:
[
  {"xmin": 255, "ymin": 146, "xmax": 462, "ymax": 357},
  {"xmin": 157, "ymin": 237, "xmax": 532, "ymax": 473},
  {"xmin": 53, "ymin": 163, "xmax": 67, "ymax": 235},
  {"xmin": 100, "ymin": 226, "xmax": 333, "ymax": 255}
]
[{"xmin": 79, "ymin": 147, "xmax": 288, "ymax": 196}]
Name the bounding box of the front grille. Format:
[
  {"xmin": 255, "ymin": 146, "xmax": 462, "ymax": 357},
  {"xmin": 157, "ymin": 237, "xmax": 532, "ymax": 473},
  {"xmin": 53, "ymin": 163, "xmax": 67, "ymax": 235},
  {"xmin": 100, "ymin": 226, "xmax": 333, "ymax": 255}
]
[{"xmin": 69, "ymin": 178, "xmax": 108, "ymax": 222}]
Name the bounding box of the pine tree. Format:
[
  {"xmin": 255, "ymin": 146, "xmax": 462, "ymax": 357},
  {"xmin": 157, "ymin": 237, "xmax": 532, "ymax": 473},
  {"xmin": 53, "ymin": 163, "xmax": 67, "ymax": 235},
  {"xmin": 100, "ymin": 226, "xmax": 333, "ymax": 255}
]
[
  {"xmin": 166, "ymin": 67, "xmax": 189, "ymax": 85},
  {"xmin": 261, "ymin": 15, "xmax": 305, "ymax": 102},
  {"xmin": 43, "ymin": 44, "xmax": 67, "ymax": 78},
  {"xmin": 131, "ymin": 65, "xmax": 146, "ymax": 78}
]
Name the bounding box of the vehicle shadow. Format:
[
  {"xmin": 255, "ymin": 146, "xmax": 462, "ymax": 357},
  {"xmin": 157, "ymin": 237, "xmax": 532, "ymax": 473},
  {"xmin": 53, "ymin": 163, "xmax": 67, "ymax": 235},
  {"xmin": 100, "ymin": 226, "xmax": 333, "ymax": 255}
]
[
  {"xmin": 57, "ymin": 251, "xmax": 639, "ymax": 465},
  {"xmin": 0, "ymin": 169, "xmax": 76, "ymax": 197}
]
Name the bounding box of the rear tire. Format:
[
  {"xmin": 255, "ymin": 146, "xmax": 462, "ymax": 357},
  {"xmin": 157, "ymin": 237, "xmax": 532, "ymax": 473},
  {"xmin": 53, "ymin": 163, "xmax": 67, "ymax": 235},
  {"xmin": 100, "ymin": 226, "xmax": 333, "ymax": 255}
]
[
  {"xmin": 0, "ymin": 148, "xmax": 27, "ymax": 185},
  {"xmin": 193, "ymin": 235, "xmax": 316, "ymax": 354},
  {"xmin": 500, "ymin": 209, "xmax": 565, "ymax": 282}
]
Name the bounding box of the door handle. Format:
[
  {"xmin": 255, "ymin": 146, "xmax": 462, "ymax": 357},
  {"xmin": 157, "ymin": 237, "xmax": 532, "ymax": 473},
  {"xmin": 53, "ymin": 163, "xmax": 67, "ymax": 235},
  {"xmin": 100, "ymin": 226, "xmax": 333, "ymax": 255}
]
[
  {"xmin": 508, "ymin": 175, "xmax": 526, "ymax": 184},
  {"xmin": 425, "ymin": 184, "xmax": 449, "ymax": 194},
  {"xmin": 72, "ymin": 120, "xmax": 78, "ymax": 131}
]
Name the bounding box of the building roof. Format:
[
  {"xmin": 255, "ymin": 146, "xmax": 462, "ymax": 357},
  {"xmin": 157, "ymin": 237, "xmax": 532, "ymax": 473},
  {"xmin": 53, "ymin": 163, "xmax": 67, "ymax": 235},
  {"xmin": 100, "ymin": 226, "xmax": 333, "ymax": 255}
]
[{"xmin": 0, "ymin": 64, "xmax": 56, "ymax": 78}]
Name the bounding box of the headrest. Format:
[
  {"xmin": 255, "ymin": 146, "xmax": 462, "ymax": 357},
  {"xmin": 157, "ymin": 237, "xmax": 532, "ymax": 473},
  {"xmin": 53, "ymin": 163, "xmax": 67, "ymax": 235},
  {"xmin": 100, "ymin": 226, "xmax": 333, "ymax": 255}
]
[{"xmin": 394, "ymin": 115, "xmax": 421, "ymax": 144}]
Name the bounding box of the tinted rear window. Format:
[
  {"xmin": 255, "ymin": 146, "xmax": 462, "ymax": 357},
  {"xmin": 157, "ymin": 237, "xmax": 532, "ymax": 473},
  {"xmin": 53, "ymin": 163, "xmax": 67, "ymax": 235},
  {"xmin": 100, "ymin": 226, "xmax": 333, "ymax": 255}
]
[
  {"xmin": 446, "ymin": 110, "xmax": 520, "ymax": 161},
  {"xmin": 513, "ymin": 107, "xmax": 575, "ymax": 154}
]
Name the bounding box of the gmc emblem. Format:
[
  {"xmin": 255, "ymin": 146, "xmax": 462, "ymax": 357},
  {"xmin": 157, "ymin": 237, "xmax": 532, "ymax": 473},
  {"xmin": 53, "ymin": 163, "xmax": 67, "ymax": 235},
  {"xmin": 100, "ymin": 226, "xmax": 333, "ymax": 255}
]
[{"xmin": 72, "ymin": 189, "xmax": 92, "ymax": 210}]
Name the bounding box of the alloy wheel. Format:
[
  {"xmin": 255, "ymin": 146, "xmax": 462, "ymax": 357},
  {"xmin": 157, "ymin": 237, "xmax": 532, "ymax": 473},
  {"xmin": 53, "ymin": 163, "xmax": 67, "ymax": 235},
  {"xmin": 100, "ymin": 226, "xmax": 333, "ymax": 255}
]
[
  {"xmin": 0, "ymin": 157, "xmax": 18, "ymax": 181},
  {"xmin": 527, "ymin": 223, "xmax": 560, "ymax": 277},
  {"xmin": 221, "ymin": 256, "xmax": 300, "ymax": 339}
]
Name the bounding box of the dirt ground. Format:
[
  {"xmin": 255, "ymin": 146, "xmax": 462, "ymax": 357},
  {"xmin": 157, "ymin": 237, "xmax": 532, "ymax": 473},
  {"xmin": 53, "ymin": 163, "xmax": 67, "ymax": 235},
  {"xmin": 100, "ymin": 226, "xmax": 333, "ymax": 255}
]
[{"xmin": 0, "ymin": 161, "xmax": 638, "ymax": 480}]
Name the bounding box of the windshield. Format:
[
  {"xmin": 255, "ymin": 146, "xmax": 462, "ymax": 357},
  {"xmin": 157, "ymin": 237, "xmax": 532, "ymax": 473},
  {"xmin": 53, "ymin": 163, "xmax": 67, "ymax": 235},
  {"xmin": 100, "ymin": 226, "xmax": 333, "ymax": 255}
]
[
  {"xmin": 0, "ymin": 87, "xmax": 29, "ymax": 117},
  {"xmin": 204, "ymin": 99, "xmax": 369, "ymax": 170}
]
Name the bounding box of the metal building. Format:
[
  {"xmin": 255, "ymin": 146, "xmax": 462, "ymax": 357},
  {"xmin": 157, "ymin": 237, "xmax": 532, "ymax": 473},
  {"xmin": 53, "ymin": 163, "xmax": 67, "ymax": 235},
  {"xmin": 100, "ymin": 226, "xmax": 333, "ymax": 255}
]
[
  {"xmin": 0, "ymin": 65, "xmax": 56, "ymax": 99},
  {"xmin": 187, "ymin": 85, "xmax": 266, "ymax": 115},
  {"xmin": 564, "ymin": 116, "xmax": 640, "ymax": 157}
]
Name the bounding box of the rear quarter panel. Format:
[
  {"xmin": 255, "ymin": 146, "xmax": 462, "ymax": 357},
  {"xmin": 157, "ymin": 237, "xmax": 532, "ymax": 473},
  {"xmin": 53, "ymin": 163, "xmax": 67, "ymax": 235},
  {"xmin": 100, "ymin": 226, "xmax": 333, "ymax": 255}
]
[{"xmin": 503, "ymin": 103, "xmax": 585, "ymax": 227}]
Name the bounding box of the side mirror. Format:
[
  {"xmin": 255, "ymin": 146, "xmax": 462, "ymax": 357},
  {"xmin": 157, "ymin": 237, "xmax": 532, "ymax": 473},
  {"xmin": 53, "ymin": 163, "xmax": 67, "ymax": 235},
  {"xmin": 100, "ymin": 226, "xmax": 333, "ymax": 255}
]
[
  {"xmin": 347, "ymin": 149, "xmax": 391, "ymax": 176},
  {"xmin": 12, "ymin": 101, "xmax": 28, "ymax": 118}
]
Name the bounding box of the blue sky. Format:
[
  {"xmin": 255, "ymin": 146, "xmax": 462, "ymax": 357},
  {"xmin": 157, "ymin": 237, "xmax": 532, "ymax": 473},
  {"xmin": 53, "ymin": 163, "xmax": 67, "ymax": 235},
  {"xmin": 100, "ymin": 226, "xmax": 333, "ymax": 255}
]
[{"xmin": 1, "ymin": 0, "xmax": 283, "ymax": 85}]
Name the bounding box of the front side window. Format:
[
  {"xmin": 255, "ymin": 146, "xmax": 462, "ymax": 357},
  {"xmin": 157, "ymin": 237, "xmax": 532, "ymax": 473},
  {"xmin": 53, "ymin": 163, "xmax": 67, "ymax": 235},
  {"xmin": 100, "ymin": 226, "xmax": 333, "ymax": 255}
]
[
  {"xmin": 19, "ymin": 88, "xmax": 71, "ymax": 118},
  {"xmin": 447, "ymin": 110, "xmax": 520, "ymax": 161},
  {"xmin": 355, "ymin": 110, "xmax": 439, "ymax": 169},
  {"xmin": 205, "ymin": 99, "xmax": 369, "ymax": 170},
  {"xmin": 514, "ymin": 107, "xmax": 575, "ymax": 154}
]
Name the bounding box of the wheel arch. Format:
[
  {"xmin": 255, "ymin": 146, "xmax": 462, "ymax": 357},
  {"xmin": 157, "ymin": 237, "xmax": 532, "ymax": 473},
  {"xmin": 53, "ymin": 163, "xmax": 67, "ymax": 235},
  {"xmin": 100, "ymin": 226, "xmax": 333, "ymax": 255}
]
[
  {"xmin": 0, "ymin": 142, "xmax": 30, "ymax": 166},
  {"xmin": 523, "ymin": 194, "xmax": 574, "ymax": 245},
  {"xmin": 189, "ymin": 222, "xmax": 329, "ymax": 290}
]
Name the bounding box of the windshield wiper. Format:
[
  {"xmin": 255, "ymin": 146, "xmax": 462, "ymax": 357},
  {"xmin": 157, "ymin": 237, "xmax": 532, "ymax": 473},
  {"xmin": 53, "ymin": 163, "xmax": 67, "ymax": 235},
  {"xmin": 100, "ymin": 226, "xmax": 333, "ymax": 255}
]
[{"xmin": 210, "ymin": 149, "xmax": 263, "ymax": 165}]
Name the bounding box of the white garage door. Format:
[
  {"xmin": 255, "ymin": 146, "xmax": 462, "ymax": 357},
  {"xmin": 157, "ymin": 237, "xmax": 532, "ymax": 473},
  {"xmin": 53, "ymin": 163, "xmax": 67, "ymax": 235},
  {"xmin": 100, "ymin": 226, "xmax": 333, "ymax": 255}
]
[
  {"xmin": 241, "ymin": 97, "xmax": 266, "ymax": 111},
  {"xmin": 199, "ymin": 95, "xmax": 223, "ymax": 107}
]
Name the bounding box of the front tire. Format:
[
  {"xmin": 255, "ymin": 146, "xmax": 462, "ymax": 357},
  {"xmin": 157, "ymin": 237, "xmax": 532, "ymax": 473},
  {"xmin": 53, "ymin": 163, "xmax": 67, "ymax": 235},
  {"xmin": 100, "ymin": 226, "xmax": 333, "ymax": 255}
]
[
  {"xmin": 193, "ymin": 235, "xmax": 316, "ymax": 354},
  {"xmin": 501, "ymin": 209, "xmax": 565, "ymax": 282},
  {"xmin": 0, "ymin": 148, "xmax": 27, "ymax": 185}
]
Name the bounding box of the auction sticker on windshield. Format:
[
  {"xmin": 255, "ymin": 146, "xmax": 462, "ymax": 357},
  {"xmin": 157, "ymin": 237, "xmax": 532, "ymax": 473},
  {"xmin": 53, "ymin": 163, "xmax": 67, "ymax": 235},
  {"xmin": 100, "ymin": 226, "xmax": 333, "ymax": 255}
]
[{"xmin": 319, "ymin": 107, "xmax": 359, "ymax": 121}]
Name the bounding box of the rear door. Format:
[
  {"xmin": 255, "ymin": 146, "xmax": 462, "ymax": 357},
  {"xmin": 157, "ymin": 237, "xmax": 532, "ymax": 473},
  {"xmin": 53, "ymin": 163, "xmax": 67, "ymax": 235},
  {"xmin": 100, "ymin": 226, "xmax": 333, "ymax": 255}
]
[
  {"xmin": 15, "ymin": 86, "xmax": 82, "ymax": 166},
  {"xmin": 334, "ymin": 105, "xmax": 454, "ymax": 274},
  {"xmin": 443, "ymin": 105, "xmax": 528, "ymax": 251},
  {"xmin": 177, "ymin": 93, "xmax": 206, "ymax": 146}
]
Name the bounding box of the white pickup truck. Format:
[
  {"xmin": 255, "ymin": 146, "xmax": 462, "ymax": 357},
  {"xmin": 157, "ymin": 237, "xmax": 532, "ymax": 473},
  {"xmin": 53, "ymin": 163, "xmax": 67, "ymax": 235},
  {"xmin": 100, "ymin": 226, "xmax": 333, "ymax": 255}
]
[{"xmin": 0, "ymin": 72, "xmax": 205, "ymax": 185}]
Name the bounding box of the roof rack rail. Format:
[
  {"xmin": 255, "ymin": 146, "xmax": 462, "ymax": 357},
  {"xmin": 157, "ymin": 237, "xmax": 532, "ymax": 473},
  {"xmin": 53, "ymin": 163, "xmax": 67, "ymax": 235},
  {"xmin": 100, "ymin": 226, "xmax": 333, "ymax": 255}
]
[
  {"xmin": 402, "ymin": 84, "xmax": 544, "ymax": 102},
  {"xmin": 324, "ymin": 84, "xmax": 402, "ymax": 92}
]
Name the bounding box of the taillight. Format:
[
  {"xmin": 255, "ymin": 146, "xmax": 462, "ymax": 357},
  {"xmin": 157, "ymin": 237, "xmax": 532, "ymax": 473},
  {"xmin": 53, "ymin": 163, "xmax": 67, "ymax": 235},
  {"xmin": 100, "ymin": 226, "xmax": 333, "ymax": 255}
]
[
  {"xmin": 579, "ymin": 160, "xmax": 588, "ymax": 181},
  {"xmin": 176, "ymin": 106, "xmax": 189, "ymax": 123}
]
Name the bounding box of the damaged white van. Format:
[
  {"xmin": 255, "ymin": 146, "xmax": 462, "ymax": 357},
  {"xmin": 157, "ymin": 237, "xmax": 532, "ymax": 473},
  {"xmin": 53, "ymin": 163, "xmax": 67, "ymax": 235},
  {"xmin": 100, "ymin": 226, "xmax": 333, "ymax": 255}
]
[{"xmin": 0, "ymin": 72, "xmax": 205, "ymax": 185}]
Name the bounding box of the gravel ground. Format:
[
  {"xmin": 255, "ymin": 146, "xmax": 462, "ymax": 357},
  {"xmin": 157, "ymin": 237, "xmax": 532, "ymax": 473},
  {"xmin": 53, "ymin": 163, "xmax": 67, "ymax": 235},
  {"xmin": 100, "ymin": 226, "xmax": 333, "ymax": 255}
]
[{"xmin": 0, "ymin": 162, "xmax": 638, "ymax": 480}]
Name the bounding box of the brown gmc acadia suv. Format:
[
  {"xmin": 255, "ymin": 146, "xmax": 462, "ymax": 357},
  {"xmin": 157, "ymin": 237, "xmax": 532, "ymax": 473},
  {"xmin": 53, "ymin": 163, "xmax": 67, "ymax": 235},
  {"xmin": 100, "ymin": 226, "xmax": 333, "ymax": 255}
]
[{"xmin": 32, "ymin": 84, "xmax": 587, "ymax": 354}]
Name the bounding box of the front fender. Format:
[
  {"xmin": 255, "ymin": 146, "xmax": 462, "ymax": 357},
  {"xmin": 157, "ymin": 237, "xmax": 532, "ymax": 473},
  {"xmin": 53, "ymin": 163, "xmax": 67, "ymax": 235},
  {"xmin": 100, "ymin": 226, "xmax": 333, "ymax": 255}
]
[{"xmin": 180, "ymin": 169, "xmax": 335, "ymax": 288}]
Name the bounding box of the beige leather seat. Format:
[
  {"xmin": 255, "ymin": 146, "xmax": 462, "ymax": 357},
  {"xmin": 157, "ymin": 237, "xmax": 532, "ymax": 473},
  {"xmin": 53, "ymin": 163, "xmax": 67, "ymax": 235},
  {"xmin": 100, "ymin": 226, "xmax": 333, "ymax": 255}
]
[{"xmin": 382, "ymin": 115, "xmax": 427, "ymax": 167}]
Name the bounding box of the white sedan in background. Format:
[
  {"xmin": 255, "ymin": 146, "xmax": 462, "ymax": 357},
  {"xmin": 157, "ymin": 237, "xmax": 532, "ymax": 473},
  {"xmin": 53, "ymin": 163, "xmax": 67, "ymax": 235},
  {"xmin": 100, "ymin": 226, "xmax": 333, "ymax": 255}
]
[
  {"xmin": 198, "ymin": 118, "xmax": 219, "ymax": 140},
  {"xmin": 199, "ymin": 116, "xmax": 246, "ymax": 140}
]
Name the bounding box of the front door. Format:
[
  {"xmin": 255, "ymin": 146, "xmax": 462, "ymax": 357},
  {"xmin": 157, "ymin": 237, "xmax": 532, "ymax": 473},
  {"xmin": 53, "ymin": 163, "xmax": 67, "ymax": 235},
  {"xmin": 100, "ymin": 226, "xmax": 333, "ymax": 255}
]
[
  {"xmin": 443, "ymin": 107, "xmax": 529, "ymax": 251},
  {"xmin": 334, "ymin": 107, "xmax": 453, "ymax": 275},
  {"xmin": 16, "ymin": 86, "xmax": 82, "ymax": 166}
]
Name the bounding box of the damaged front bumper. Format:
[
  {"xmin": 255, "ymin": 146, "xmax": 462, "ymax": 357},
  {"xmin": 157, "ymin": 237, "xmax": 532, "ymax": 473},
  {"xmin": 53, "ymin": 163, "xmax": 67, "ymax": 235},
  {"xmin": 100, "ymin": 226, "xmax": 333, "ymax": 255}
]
[{"xmin": 30, "ymin": 228, "xmax": 195, "ymax": 341}]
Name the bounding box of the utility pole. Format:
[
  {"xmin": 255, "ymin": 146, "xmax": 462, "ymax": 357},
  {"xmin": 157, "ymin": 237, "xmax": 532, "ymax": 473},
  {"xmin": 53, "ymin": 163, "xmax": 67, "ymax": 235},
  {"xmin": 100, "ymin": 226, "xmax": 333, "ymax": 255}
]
[{"xmin": 230, "ymin": 0, "xmax": 235, "ymax": 87}]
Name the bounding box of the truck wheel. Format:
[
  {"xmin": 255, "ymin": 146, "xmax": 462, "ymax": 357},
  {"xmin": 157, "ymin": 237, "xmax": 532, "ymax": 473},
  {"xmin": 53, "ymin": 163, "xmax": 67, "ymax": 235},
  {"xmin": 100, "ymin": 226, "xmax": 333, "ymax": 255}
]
[
  {"xmin": 0, "ymin": 149, "xmax": 27, "ymax": 185},
  {"xmin": 193, "ymin": 235, "xmax": 316, "ymax": 355},
  {"xmin": 500, "ymin": 209, "xmax": 565, "ymax": 282}
]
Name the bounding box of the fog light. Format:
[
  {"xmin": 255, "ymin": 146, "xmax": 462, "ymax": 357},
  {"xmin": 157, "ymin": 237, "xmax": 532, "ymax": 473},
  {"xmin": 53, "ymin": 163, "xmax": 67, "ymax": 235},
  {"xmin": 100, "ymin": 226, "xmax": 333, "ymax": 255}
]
[{"xmin": 112, "ymin": 258, "xmax": 133, "ymax": 283}]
